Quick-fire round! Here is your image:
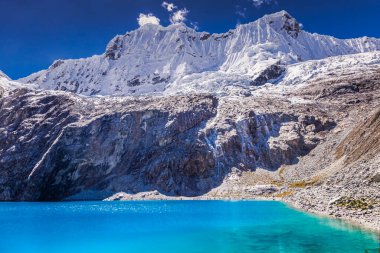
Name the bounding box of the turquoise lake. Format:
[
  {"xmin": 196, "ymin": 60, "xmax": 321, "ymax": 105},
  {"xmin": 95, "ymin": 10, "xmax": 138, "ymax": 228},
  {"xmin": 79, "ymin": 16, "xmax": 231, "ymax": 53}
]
[{"xmin": 0, "ymin": 201, "xmax": 378, "ymax": 253}]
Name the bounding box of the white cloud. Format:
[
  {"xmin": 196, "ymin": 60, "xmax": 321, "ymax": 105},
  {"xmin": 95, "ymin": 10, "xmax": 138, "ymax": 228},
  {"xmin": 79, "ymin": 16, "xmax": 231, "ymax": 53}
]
[
  {"xmin": 252, "ymin": 0, "xmax": 276, "ymax": 7},
  {"xmin": 170, "ymin": 8, "xmax": 189, "ymax": 24},
  {"xmin": 236, "ymin": 10, "xmax": 246, "ymax": 18},
  {"xmin": 190, "ymin": 21, "xmax": 199, "ymax": 30},
  {"xmin": 161, "ymin": 1, "xmax": 190, "ymax": 25},
  {"xmin": 137, "ymin": 13, "xmax": 160, "ymax": 27},
  {"xmin": 235, "ymin": 5, "xmax": 247, "ymax": 18},
  {"xmin": 162, "ymin": 1, "xmax": 177, "ymax": 12}
]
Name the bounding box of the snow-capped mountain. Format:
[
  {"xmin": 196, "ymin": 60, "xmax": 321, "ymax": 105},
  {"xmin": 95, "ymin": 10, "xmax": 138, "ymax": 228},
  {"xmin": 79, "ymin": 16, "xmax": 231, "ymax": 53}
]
[
  {"xmin": 0, "ymin": 70, "xmax": 35, "ymax": 95},
  {"xmin": 19, "ymin": 11, "xmax": 380, "ymax": 96},
  {"xmin": 0, "ymin": 70, "xmax": 10, "ymax": 80},
  {"xmin": 2, "ymin": 10, "xmax": 380, "ymax": 228}
]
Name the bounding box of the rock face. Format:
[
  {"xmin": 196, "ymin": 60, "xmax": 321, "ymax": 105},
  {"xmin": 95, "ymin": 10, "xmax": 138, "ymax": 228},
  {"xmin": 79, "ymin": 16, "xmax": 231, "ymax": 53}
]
[
  {"xmin": 0, "ymin": 90, "xmax": 214, "ymax": 200},
  {"xmin": 0, "ymin": 82, "xmax": 335, "ymax": 200},
  {"xmin": 250, "ymin": 63, "xmax": 285, "ymax": 86},
  {"xmin": 335, "ymin": 109, "xmax": 380, "ymax": 165}
]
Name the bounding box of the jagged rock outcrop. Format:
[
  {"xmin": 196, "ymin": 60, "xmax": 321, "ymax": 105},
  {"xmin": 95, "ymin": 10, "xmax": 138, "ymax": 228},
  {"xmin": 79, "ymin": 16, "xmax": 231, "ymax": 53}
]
[{"xmin": 250, "ymin": 63, "xmax": 285, "ymax": 86}]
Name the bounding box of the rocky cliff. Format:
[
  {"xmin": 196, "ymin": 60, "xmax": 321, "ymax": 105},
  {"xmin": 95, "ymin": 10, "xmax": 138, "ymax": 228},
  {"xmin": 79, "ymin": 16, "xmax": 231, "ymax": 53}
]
[{"xmin": 0, "ymin": 81, "xmax": 335, "ymax": 201}]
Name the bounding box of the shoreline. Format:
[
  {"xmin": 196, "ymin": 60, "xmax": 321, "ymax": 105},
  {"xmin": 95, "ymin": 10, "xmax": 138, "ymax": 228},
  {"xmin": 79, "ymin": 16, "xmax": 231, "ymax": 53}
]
[
  {"xmin": 283, "ymin": 200, "xmax": 380, "ymax": 235},
  {"xmin": 102, "ymin": 191, "xmax": 380, "ymax": 235}
]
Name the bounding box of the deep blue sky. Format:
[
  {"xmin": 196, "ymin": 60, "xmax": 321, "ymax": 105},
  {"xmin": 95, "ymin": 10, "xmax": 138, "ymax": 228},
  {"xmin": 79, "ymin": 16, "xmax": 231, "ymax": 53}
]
[{"xmin": 1, "ymin": 0, "xmax": 380, "ymax": 79}]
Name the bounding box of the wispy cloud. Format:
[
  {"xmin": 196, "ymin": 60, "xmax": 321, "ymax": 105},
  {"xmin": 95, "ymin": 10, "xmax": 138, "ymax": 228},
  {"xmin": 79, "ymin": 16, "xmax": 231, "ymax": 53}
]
[
  {"xmin": 162, "ymin": 1, "xmax": 177, "ymax": 12},
  {"xmin": 190, "ymin": 21, "xmax": 199, "ymax": 30},
  {"xmin": 170, "ymin": 8, "xmax": 189, "ymax": 24},
  {"xmin": 161, "ymin": 2, "xmax": 189, "ymax": 24},
  {"xmin": 235, "ymin": 5, "xmax": 247, "ymax": 18},
  {"xmin": 137, "ymin": 13, "xmax": 160, "ymax": 27},
  {"xmin": 252, "ymin": 0, "xmax": 276, "ymax": 7}
]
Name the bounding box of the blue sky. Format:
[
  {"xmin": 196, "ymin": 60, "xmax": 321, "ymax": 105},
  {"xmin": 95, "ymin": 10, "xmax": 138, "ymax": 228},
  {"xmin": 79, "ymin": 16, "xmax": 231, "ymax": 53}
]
[{"xmin": 1, "ymin": 0, "xmax": 380, "ymax": 79}]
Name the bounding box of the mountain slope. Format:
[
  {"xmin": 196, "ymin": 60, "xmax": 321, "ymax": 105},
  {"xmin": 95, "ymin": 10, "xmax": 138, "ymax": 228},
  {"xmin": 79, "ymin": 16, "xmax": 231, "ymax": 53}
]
[
  {"xmin": 287, "ymin": 108, "xmax": 380, "ymax": 232},
  {"xmin": 0, "ymin": 72, "xmax": 35, "ymax": 96},
  {"xmin": 2, "ymin": 50, "xmax": 379, "ymax": 202},
  {"xmin": 19, "ymin": 11, "xmax": 380, "ymax": 96},
  {"xmin": 0, "ymin": 70, "xmax": 10, "ymax": 80}
]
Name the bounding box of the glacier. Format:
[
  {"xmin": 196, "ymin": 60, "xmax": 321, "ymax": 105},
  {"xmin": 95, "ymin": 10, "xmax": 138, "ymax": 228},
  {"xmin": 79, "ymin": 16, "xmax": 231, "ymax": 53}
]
[{"xmin": 18, "ymin": 11, "xmax": 380, "ymax": 96}]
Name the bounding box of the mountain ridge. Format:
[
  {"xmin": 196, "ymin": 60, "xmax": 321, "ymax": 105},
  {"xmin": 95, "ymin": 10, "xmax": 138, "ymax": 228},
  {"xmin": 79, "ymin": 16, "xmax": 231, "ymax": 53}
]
[{"xmin": 18, "ymin": 11, "xmax": 380, "ymax": 96}]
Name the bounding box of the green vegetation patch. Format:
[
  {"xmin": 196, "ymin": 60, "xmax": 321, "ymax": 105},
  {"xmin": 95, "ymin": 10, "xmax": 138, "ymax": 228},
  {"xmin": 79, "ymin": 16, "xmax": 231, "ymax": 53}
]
[
  {"xmin": 333, "ymin": 197, "xmax": 376, "ymax": 210},
  {"xmin": 275, "ymin": 190, "xmax": 294, "ymax": 198},
  {"xmin": 289, "ymin": 176, "xmax": 322, "ymax": 188}
]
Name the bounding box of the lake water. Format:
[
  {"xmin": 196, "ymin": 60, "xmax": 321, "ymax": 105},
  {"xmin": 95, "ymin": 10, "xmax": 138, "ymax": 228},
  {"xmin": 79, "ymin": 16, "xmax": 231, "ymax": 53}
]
[{"xmin": 0, "ymin": 201, "xmax": 378, "ymax": 253}]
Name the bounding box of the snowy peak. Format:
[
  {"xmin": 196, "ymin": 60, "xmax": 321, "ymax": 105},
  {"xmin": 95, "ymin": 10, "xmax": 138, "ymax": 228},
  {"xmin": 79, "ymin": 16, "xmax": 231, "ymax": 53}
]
[
  {"xmin": 0, "ymin": 70, "xmax": 37, "ymax": 96},
  {"xmin": 0, "ymin": 70, "xmax": 10, "ymax": 80},
  {"xmin": 270, "ymin": 11, "xmax": 301, "ymax": 38},
  {"xmin": 18, "ymin": 11, "xmax": 380, "ymax": 96},
  {"xmin": 232, "ymin": 10, "xmax": 301, "ymax": 43},
  {"xmin": 105, "ymin": 10, "xmax": 301, "ymax": 60},
  {"xmin": 105, "ymin": 22, "xmax": 197, "ymax": 61},
  {"xmin": 257, "ymin": 11, "xmax": 301, "ymax": 38}
]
